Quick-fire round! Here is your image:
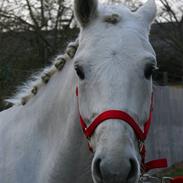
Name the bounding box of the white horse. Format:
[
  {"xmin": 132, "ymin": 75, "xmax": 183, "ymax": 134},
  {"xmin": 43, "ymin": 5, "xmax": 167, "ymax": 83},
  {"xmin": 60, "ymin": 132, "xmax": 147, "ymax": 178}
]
[{"xmin": 0, "ymin": 0, "xmax": 157, "ymax": 183}]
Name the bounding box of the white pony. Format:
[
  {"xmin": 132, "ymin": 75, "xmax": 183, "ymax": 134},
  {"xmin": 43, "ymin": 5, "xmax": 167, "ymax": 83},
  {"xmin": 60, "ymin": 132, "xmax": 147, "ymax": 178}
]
[{"xmin": 0, "ymin": 0, "xmax": 157, "ymax": 183}]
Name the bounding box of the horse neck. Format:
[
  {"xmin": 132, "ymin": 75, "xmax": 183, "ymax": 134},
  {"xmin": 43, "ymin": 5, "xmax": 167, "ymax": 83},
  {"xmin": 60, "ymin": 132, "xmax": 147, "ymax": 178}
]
[{"xmin": 23, "ymin": 60, "xmax": 92, "ymax": 183}]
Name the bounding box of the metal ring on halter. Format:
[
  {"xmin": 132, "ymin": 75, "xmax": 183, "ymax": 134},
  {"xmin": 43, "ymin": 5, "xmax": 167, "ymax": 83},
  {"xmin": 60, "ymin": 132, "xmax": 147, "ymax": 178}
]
[
  {"xmin": 138, "ymin": 140, "xmax": 145, "ymax": 153},
  {"xmin": 161, "ymin": 177, "xmax": 173, "ymax": 183},
  {"xmin": 139, "ymin": 174, "xmax": 160, "ymax": 183},
  {"xmin": 139, "ymin": 174, "xmax": 173, "ymax": 183}
]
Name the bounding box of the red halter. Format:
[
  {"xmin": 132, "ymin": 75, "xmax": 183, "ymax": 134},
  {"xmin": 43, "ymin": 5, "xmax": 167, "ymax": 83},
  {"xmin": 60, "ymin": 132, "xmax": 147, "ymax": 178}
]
[{"xmin": 76, "ymin": 87, "xmax": 167, "ymax": 173}]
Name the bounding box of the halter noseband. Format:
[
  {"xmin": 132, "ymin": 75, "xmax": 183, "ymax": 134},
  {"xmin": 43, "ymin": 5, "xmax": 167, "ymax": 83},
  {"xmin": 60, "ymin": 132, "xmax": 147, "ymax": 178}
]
[{"xmin": 76, "ymin": 87, "xmax": 167, "ymax": 173}]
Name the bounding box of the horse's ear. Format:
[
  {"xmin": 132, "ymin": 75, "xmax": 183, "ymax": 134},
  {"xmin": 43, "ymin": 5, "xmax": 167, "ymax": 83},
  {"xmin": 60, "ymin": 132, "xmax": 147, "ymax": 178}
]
[
  {"xmin": 136, "ymin": 0, "xmax": 157, "ymax": 25},
  {"xmin": 74, "ymin": 0, "xmax": 98, "ymax": 27}
]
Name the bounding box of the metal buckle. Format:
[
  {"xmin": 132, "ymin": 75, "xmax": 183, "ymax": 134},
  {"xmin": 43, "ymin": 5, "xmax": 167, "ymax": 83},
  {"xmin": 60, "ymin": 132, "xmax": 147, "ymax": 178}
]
[
  {"xmin": 139, "ymin": 174, "xmax": 173, "ymax": 183},
  {"xmin": 161, "ymin": 177, "xmax": 173, "ymax": 183},
  {"xmin": 139, "ymin": 174, "xmax": 160, "ymax": 182},
  {"xmin": 138, "ymin": 140, "xmax": 145, "ymax": 153}
]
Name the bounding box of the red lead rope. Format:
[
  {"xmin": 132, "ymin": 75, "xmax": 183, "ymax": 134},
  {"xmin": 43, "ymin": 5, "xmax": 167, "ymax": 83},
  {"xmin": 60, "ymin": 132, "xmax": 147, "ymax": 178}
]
[
  {"xmin": 171, "ymin": 177, "xmax": 183, "ymax": 183},
  {"xmin": 76, "ymin": 87, "xmax": 168, "ymax": 173}
]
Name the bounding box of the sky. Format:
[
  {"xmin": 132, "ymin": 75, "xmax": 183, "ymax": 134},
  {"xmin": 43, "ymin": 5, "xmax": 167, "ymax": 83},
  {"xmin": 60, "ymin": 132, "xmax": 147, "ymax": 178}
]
[
  {"xmin": 2, "ymin": 0, "xmax": 182, "ymax": 24},
  {"xmin": 71, "ymin": 0, "xmax": 182, "ymax": 22},
  {"xmin": 62, "ymin": 0, "xmax": 182, "ymax": 21},
  {"xmin": 100, "ymin": 0, "xmax": 181, "ymax": 15}
]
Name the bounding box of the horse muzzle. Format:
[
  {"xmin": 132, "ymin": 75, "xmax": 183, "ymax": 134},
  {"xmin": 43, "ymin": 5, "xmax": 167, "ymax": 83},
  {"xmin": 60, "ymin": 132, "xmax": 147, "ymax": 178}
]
[
  {"xmin": 89, "ymin": 119, "xmax": 140, "ymax": 183},
  {"xmin": 92, "ymin": 151, "xmax": 139, "ymax": 183}
]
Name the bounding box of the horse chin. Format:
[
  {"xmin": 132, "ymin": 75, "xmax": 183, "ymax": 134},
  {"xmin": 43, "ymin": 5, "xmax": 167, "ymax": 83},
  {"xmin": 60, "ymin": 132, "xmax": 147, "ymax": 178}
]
[{"xmin": 92, "ymin": 171, "xmax": 139, "ymax": 183}]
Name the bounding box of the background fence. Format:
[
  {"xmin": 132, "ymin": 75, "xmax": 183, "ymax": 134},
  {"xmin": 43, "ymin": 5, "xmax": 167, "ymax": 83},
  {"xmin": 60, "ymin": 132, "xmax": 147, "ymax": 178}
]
[{"xmin": 146, "ymin": 85, "xmax": 183, "ymax": 166}]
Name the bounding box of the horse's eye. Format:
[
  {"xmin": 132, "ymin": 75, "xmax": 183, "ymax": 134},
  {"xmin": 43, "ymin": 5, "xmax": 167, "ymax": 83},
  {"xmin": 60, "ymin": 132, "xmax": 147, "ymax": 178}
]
[
  {"xmin": 144, "ymin": 63, "xmax": 158, "ymax": 79},
  {"xmin": 75, "ymin": 65, "xmax": 85, "ymax": 80}
]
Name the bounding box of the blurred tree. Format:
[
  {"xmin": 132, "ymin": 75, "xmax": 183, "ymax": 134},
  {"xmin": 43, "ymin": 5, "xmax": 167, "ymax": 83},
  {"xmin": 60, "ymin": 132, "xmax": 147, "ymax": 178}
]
[
  {"xmin": 155, "ymin": 0, "xmax": 183, "ymax": 83},
  {"xmin": 106, "ymin": 0, "xmax": 142, "ymax": 10},
  {"xmin": 0, "ymin": 0, "xmax": 74, "ymax": 63},
  {"xmin": 156, "ymin": 0, "xmax": 183, "ymax": 57},
  {"xmin": 0, "ymin": 0, "xmax": 77, "ymax": 111}
]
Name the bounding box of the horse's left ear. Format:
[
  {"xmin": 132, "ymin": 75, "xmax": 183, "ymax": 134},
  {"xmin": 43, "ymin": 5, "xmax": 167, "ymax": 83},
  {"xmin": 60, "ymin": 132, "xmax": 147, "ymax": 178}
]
[
  {"xmin": 74, "ymin": 0, "xmax": 98, "ymax": 27},
  {"xmin": 136, "ymin": 0, "xmax": 157, "ymax": 25}
]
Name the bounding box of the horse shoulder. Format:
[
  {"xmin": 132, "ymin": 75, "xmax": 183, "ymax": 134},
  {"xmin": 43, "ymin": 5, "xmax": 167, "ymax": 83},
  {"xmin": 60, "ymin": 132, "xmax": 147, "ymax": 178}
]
[{"xmin": 0, "ymin": 107, "xmax": 44, "ymax": 183}]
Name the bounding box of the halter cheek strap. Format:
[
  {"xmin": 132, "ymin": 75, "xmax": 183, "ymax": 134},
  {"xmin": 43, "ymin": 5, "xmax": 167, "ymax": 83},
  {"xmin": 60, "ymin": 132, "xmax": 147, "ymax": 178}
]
[{"xmin": 76, "ymin": 86, "xmax": 167, "ymax": 173}]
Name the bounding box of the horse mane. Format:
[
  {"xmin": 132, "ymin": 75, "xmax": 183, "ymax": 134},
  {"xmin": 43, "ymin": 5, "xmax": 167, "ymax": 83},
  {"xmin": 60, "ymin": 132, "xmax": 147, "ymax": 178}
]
[{"xmin": 5, "ymin": 39, "xmax": 79, "ymax": 106}]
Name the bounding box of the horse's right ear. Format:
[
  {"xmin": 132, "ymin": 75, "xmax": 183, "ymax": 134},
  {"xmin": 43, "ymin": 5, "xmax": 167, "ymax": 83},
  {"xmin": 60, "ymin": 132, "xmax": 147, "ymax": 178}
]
[
  {"xmin": 74, "ymin": 0, "xmax": 98, "ymax": 27},
  {"xmin": 136, "ymin": 0, "xmax": 157, "ymax": 25}
]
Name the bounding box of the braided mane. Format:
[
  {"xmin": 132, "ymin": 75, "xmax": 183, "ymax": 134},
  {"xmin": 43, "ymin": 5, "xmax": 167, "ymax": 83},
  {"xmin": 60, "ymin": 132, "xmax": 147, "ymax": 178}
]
[{"xmin": 6, "ymin": 39, "xmax": 79, "ymax": 106}]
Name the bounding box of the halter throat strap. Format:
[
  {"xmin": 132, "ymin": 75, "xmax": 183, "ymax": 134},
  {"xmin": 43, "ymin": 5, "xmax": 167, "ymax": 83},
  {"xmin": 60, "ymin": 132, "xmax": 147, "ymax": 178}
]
[{"xmin": 76, "ymin": 86, "xmax": 167, "ymax": 173}]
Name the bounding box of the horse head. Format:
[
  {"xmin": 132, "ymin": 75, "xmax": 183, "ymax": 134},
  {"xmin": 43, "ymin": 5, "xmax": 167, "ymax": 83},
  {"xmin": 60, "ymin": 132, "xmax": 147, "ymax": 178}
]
[{"xmin": 74, "ymin": 0, "xmax": 157, "ymax": 183}]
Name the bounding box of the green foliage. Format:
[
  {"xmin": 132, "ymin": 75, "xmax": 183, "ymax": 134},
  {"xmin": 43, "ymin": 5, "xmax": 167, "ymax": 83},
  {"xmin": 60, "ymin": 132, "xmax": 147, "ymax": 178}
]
[{"xmin": 156, "ymin": 162, "xmax": 183, "ymax": 178}]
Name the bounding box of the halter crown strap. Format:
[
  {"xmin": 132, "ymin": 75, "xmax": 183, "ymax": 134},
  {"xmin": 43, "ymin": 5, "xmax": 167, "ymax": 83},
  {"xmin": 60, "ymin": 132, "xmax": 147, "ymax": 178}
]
[{"xmin": 76, "ymin": 86, "xmax": 167, "ymax": 173}]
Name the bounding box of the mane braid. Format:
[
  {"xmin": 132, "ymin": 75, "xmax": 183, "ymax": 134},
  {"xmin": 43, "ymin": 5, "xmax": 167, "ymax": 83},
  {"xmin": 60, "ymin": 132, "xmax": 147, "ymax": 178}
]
[{"xmin": 5, "ymin": 39, "xmax": 79, "ymax": 106}]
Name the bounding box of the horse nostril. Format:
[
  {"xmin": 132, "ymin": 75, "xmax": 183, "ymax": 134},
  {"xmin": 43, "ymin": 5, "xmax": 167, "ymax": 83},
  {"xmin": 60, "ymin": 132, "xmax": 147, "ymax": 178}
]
[
  {"xmin": 93, "ymin": 158, "xmax": 103, "ymax": 181},
  {"xmin": 127, "ymin": 158, "xmax": 138, "ymax": 181},
  {"xmin": 93, "ymin": 157, "xmax": 138, "ymax": 183}
]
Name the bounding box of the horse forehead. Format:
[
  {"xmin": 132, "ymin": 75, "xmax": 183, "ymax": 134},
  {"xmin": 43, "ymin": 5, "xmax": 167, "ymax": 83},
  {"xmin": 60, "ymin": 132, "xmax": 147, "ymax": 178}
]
[
  {"xmin": 99, "ymin": 4, "xmax": 131, "ymax": 17},
  {"xmin": 82, "ymin": 5, "xmax": 147, "ymax": 44},
  {"xmin": 77, "ymin": 33, "xmax": 151, "ymax": 68},
  {"xmin": 79, "ymin": 29, "xmax": 150, "ymax": 62},
  {"xmin": 77, "ymin": 5, "xmax": 153, "ymax": 64}
]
